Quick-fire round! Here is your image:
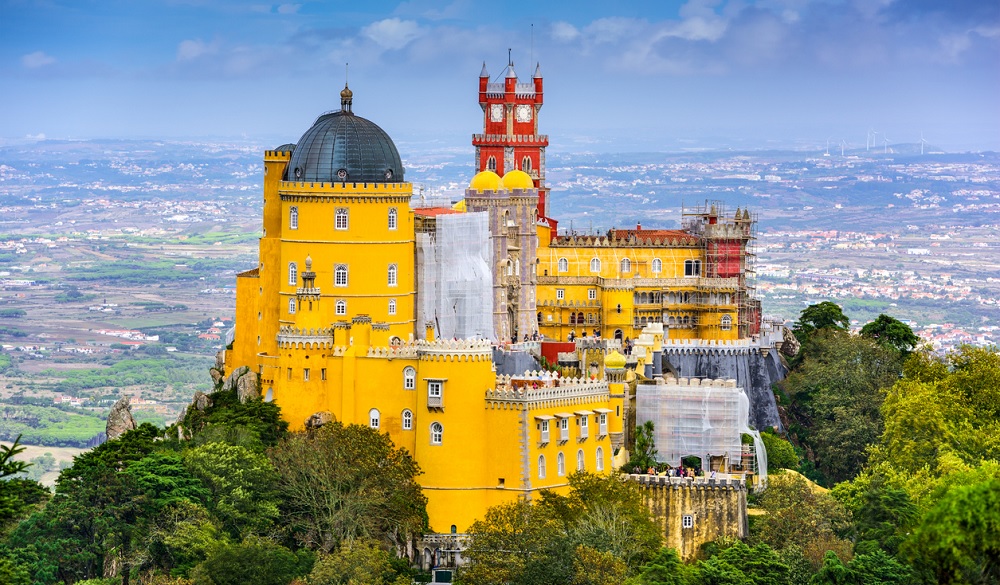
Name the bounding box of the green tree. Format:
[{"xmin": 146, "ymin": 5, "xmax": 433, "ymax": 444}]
[
  {"xmin": 627, "ymin": 421, "xmax": 658, "ymax": 473},
  {"xmin": 832, "ymin": 475, "xmax": 917, "ymax": 556},
  {"xmin": 182, "ymin": 389, "xmax": 288, "ymax": 448},
  {"xmin": 906, "ymin": 478, "xmax": 1000, "ymax": 584},
  {"xmin": 859, "ymin": 315, "xmax": 919, "ymax": 355},
  {"xmin": 760, "ymin": 432, "xmax": 799, "ymax": 472},
  {"xmin": 183, "ymin": 442, "xmax": 281, "ymax": 538},
  {"xmin": 307, "ymin": 538, "xmax": 410, "ymax": 585},
  {"xmin": 190, "ymin": 537, "xmax": 307, "ymax": 585},
  {"xmin": 779, "ymin": 331, "xmax": 903, "ymax": 484},
  {"xmin": 698, "ymin": 540, "xmax": 792, "ymax": 585},
  {"xmin": 752, "ymin": 473, "xmax": 853, "ymax": 569},
  {"xmin": 793, "ymin": 302, "xmax": 849, "ymax": 345},
  {"xmin": 572, "ymin": 545, "xmax": 628, "ymax": 585},
  {"xmin": 459, "ymin": 498, "xmax": 572, "ymax": 585},
  {"xmin": 268, "ymin": 422, "xmax": 426, "ymax": 552},
  {"xmin": 627, "ymin": 547, "xmax": 698, "ymax": 585}
]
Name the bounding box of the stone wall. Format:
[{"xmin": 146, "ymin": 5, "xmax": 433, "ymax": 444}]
[{"xmin": 631, "ymin": 474, "xmax": 748, "ymax": 560}]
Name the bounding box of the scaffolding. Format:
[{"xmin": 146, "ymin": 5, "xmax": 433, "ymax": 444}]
[
  {"xmin": 636, "ymin": 377, "xmax": 767, "ymax": 488},
  {"xmin": 416, "ymin": 212, "xmax": 495, "ymax": 341},
  {"xmin": 682, "ymin": 201, "xmax": 759, "ymax": 338}
]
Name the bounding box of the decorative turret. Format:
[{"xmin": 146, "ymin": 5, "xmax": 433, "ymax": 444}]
[{"xmin": 340, "ymin": 83, "xmax": 353, "ymax": 114}]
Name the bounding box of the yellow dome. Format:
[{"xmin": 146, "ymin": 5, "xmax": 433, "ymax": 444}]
[
  {"xmin": 451, "ymin": 199, "xmax": 467, "ymax": 212},
  {"xmin": 469, "ymin": 170, "xmax": 502, "ymax": 192},
  {"xmin": 604, "ymin": 350, "xmax": 627, "ymax": 369},
  {"xmin": 501, "ymin": 169, "xmax": 534, "ymax": 190}
]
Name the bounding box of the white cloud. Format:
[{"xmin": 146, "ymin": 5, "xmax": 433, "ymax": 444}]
[
  {"xmin": 176, "ymin": 39, "xmax": 216, "ymax": 61},
  {"xmin": 362, "ymin": 18, "xmax": 423, "ymax": 50},
  {"xmin": 551, "ymin": 21, "xmax": 580, "ymax": 42},
  {"xmin": 277, "ymin": 3, "xmax": 300, "ymax": 15},
  {"xmin": 22, "ymin": 51, "xmax": 55, "ymax": 68}
]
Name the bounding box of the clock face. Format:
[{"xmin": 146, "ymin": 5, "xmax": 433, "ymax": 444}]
[
  {"xmin": 490, "ymin": 104, "xmax": 504, "ymax": 122},
  {"xmin": 516, "ymin": 104, "xmax": 532, "ymax": 123}
]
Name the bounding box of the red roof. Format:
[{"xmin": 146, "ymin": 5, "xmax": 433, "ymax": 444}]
[{"xmin": 413, "ymin": 207, "xmax": 463, "ymax": 217}]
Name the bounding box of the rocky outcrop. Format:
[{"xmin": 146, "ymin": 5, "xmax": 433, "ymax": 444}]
[
  {"xmin": 191, "ymin": 391, "xmax": 212, "ymax": 412},
  {"xmin": 106, "ymin": 396, "xmax": 137, "ymax": 441},
  {"xmin": 663, "ymin": 348, "xmax": 786, "ymax": 431},
  {"xmin": 305, "ymin": 411, "xmax": 335, "ymax": 430},
  {"xmin": 221, "ymin": 365, "xmax": 259, "ymax": 402},
  {"xmin": 780, "ymin": 327, "xmax": 800, "ymax": 358}
]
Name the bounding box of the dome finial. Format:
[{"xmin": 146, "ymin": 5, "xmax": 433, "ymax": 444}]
[{"xmin": 340, "ymin": 62, "xmax": 353, "ymax": 114}]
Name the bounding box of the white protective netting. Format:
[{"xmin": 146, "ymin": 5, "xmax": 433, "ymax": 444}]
[
  {"xmin": 636, "ymin": 378, "xmax": 767, "ymax": 488},
  {"xmin": 416, "ymin": 212, "xmax": 495, "ymax": 341}
]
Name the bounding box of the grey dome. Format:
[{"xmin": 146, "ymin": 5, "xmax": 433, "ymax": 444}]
[{"xmin": 287, "ymin": 110, "xmax": 404, "ymax": 183}]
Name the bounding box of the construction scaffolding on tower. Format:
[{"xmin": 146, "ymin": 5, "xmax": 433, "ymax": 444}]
[{"xmin": 681, "ymin": 200, "xmax": 760, "ymax": 338}]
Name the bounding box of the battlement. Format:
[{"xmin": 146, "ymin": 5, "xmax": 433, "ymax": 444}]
[
  {"xmin": 417, "ymin": 338, "xmax": 494, "ymax": 361},
  {"xmin": 488, "ymin": 373, "xmax": 609, "ymax": 406},
  {"xmin": 472, "ymin": 133, "xmax": 549, "ymax": 144},
  {"xmin": 549, "ymin": 234, "xmax": 699, "ymax": 248},
  {"xmin": 627, "ymin": 473, "xmax": 747, "ymax": 490},
  {"xmin": 657, "ymin": 376, "xmax": 739, "ymax": 388},
  {"xmin": 278, "ymin": 181, "xmax": 414, "ymax": 196}
]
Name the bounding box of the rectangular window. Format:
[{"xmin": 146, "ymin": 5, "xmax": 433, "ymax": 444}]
[
  {"xmin": 335, "ymin": 208, "xmax": 349, "ymax": 230},
  {"xmin": 321, "ymin": 368, "xmax": 327, "ymax": 380},
  {"xmin": 599, "ymin": 413, "xmax": 608, "ymax": 436},
  {"xmin": 682, "ymin": 515, "xmax": 694, "ymax": 529},
  {"xmin": 303, "ymin": 368, "xmax": 310, "ymax": 381},
  {"xmin": 388, "ymin": 207, "xmax": 398, "ymax": 230},
  {"xmin": 588, "ymin": 288, "xmax": 596, "ymax": 300},
  {"xmin": 428, "ymin": 381, "xmax": 443, "ymax": 408},
  {"xmin": 559, "ymin": 417, "xmax": 569, "ymax": 442},
  {"xmin": 289, "ymin": 206, "xmax": 298, "ymax": 230},
  {"xmin": 286, "ymin": 368, "xmax": 292, "ymax": 381},
  {"xmin": 556, "ymin": 289, "xmax": 565, "ymax": 300},
  {"xmin": 685, "ymin": 259, "xmax": 702, "ymax": 277},
  {"xmin": 580, "ymin": 416, "xmax": 589, "ymax": 438},
  {"xmin": 540, "ymin": 420, "xmax": 550, "ymax": 443}
]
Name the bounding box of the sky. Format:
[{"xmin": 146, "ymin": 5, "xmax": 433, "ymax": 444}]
[{"xmin": 2, "ymin": 0, "xmax": 999, "ymax": 152}]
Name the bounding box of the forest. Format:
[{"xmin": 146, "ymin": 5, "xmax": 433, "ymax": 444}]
[{"xmin": 0, "ymin": 302, "xmax": 997, "ymax": 585}]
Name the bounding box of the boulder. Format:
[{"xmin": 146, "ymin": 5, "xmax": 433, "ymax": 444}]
[
  {"xmin": 106, "ymin": 396, "xmax": 137, "ymax": 441},
  {"xmin": 191, "ymin": 390, "xmax": 213, "ymax": 412},
  {"xmin": 215, "ymin": 350, "xmax": 226, "ymax": 371},
  {"xmin": 780, "ymin": 327, "xmax": 800, "ymax": 358},
  {"xmin": 222, "ymin": 366, "xmax": 250, "ymax": 393},
  {"xmin": 209, "ymin": 368, "xmax": 223, "ymax": 385},
  {"xmin": 236, "ymin": 371, "xmax": 260, "ymax": 403},
  {"xmin": 305, "ymin": 411, "xmax": 335, "ymax": 430}
]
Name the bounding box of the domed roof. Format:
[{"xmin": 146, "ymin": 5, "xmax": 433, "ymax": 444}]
[
  {"xmin": 604, "ymin": 350, "xmax": 627, "ymax": 369},
  {"xmin": 469, "ymin": 170, "xmax": 502, "ymax": 192},
  {"xmin": 286, "ymin": 92, "xmax": 404, "ymax": 184},
  {"xmin": 501, "ymin": 169, "xmax": 534, "ymax": 190}
]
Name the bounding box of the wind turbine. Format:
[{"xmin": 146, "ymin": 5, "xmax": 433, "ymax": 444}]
[
  {"xmin": 825, "ymin": 137, "xmax": 831, "ymax": 156},
  {"xmin": 883, "ymin": 135, "xmax": 890, "ymax": 154},
  {"xmin": 841, "ymin": 139, "xmax": 847, "ymax": 156},
  {"xmin": 920, "ymin": 132, "xmax": 928, "ymax": 155}
]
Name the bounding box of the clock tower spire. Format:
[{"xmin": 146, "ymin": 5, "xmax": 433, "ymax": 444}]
[{"xmin": 473, "ymin": 56, "xmax": 551, "ymax": 221}]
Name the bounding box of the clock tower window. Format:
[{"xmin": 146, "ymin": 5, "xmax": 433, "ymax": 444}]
[
  {"xmin": 486, "ymin": 156, "xmax": 497, "ymax": 172},
  {"xmin": 521, "ymin": 156, "xmax": 532, "ymax": 174}
]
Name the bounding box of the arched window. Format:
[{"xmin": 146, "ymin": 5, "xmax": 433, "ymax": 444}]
[
  {"xmin": 289, "ymin": 206, "xmax": 298, "ymax": 230},
  {"xmin": 590, "ymin": 258, "xmax": 601, "ymax": 273},
  {"xmin": 335, "ymin": 208, "xmax": 349, "ymax": 230},
  {"xmin": 596, "ymin": 447, "xmax": 604, "ymax": 471},
  {"xmin": 430, "ymin": 422, "xmax": 443, "ymax": 445},
  {"xmin": 522, "ymin": 156, "xmax": 532, "ymax": 174},
  {"xmin": 369, "ymin": 408, "xmax": 380, "ymax": 429},
  {"xmin": 557, "ymin": 452, "xmax": 566, "ymax": 476},
  {"xmin": 577, "ymin": 449, "xmax": 585, "ymax": 471},
  {"xmin": 486, "ymin": 156, "xmax": 497, "ymax": 171},
  {"xmin": 620, "ymin": 258, "xmax": 631, "ymax": 273},
  {"xmin": 403, "ymin": 367, "xmax": 416, "ymax": 390},
  {"xmin": 335, "ymin": 264, "xmax": 348, "ymax": 287},
  {"xmin": 388, "ymin": 264, "xmax": 398, "ymax": 287},
  {"xmin": 538, "ymin": 455, "xmax": 546, "ymax": 479},
  {"xmin": 388, "ymin": 207, "xmax": 398, "ymax": 230},
  {"xmin": 288, "ymin": 298, "xmax": 296, "ymax": 315},
  {"xmin": 402, "ymin": 409, "xmax": 413, "ymax": 430},
  {"xmin": 335, "ymin": 300, "xmax": 346, "ymax": 315},
  {"xmin": 652, "ymin": 258, "xmax": 662, "ymax": 273},
  {"xmin": 557, "ymin": 258, "xmax": 568, "ymax": 272},
  {"xmin": 388, "ymin": 299, "xmax": 397, "ymax": 316},
  {"xmin": 288, "ymin": 262, "xmax": 297, "ymax": 286},
  {"xmin": 721, "ymin": 315, "xmax": 733, "ymax": 330}
]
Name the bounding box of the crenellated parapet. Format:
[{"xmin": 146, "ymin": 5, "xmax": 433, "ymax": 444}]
[
  {"xmin": 661, "ymin": 338, "xmax": 763, "ymax": 356},
  {"xmin": 416, "ymin": 338, "xmax": 494, "ymax": 361},
  {"xmin": 277, "ymin": 325, "xmax": 337, "ymax": 349},
  {"xmin": 366, "ymin": 343, "xmax": 419, "ymax": 359},
  {"xmin": 658, "ymin": 376, "xmax": 739, "ymax": 388},
  {"xmin": 549, "ymin": 234, "xmax": 700, "ymax": 248},
  {"xmin": 487, "ymin": 373, "xmax": 610, "ymax": 409}
]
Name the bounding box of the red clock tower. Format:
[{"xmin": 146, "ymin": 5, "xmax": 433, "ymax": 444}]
[{"xmin": 474, "ymin": 58, "xmax": 552, "ymax": 220}]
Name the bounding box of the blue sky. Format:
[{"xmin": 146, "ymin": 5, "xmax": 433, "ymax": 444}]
[{"xmin": 2, "ymin": 0, "xmax": 998, "ymax": 151}]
